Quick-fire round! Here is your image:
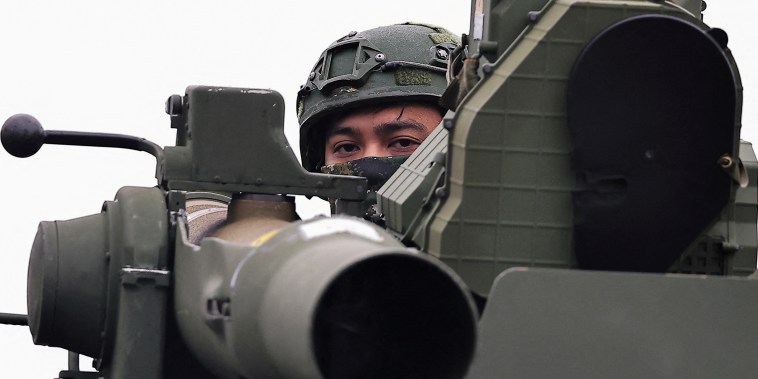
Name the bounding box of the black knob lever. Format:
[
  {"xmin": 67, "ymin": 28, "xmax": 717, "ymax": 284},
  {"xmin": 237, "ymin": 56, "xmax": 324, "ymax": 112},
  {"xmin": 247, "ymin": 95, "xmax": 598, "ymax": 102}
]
[{"xmin": 1, "ymin": 113, "xmax": 163, "ymax": 162}]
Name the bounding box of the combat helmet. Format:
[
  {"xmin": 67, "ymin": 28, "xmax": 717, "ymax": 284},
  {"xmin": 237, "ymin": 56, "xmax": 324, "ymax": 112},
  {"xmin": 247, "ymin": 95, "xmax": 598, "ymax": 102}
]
[{"xmin": 296, "ymin": 22, "xmax": 460, "ymax": 171}]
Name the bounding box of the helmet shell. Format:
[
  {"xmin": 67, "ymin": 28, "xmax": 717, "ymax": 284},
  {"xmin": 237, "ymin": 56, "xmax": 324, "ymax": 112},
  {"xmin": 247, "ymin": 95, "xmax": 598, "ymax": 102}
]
[{"xmin": 297, "ymin": 22, "xmax": 459, "ymax": 171}]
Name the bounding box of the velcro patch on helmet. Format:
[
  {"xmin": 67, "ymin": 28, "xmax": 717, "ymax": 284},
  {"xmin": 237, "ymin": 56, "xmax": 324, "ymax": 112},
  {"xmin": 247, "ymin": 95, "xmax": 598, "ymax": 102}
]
[
  {"xmin": 395, "ymin": 67, "xmax": 433, "ymax": 86},
  {"xmin": 429, "ymin": 32, "xmax": 460, "ymax": 45},
  {"xmin": 400, "ymin": 21, "xmax": 462, "ymax": 45}
]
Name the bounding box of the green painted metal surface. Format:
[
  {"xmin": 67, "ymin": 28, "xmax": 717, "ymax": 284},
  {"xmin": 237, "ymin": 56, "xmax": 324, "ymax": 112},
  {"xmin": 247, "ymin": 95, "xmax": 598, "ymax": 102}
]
[
  {"xmin": 468, "ymin": 268, "xmax": 758, "ymax": 378},
  {"xmin": 424, "ymin": 0, "xmax": 749, "ymax": 294},
  {"xmin": 2, "ymin": 1, "xmax": 757, "ymax": 378}
]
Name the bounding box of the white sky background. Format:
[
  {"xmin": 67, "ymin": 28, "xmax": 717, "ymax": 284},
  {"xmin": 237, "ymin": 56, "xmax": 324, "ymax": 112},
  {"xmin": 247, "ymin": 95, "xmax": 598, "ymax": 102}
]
[{"xmin": 0, "ymin": 0, "xmax": 755, "ymax": 377}]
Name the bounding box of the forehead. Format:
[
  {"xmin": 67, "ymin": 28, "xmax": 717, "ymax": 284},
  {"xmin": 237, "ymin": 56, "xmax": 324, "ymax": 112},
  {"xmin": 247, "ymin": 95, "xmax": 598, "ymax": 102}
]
[{"xmin": 326, "ymin": 102, "xmax": 440, "ymax": 135}]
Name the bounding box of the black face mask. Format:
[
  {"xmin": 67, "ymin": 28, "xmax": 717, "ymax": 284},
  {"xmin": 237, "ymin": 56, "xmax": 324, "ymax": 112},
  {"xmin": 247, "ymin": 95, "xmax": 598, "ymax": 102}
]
[{"xmin": 320, "ymin": 155, "xmax": 409, "ymax": 221}]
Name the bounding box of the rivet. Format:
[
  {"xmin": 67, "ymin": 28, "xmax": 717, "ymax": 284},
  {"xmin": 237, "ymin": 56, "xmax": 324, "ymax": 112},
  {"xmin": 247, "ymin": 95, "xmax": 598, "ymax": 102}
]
[
  {"xmin": 720, "ymin": 155, "xmax": 734, "ymax": 168},
  {"xmin": 375, "ymin": 53, "xmax": 386, "ymax": 62},
  {"xmin": 435, "ymin": 187, "xmax": 448, "ymax": 199}
]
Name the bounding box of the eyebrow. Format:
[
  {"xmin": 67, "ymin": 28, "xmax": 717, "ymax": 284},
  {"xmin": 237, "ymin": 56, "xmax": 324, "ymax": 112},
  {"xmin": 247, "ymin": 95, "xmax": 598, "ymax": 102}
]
[
  {"xmin": 326, "ymin": 119, "xmax": 428, "ymax": 138},
  {"xmin": 326, "ymin": 125, "xmax": 359, "ymax": 138},
  {"xmin": 374, "ymin": 119, "xmax": 427, "ymax": 136}
]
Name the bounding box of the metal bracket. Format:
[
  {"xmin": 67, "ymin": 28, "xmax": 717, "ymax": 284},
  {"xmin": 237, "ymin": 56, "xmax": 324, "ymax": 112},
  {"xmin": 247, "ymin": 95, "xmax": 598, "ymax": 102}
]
[{"xmin": 120, "ymin": 268, "xmax": 171, "ymax": 287}]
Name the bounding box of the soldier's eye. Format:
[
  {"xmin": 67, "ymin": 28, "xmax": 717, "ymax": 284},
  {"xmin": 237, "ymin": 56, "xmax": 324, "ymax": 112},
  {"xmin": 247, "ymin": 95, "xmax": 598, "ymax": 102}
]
[
  {"xmin": 389, "ymin": 138, "xmax": 421, "ymax": 153},
  {"xmin": 334, "ymin": 143, "xmax": 361, "ymax": 157}
]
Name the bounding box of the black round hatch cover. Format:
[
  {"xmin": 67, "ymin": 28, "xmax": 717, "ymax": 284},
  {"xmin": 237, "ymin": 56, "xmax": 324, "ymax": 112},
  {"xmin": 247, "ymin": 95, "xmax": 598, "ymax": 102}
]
[{"xmin": 567, "ymin": 14, "xmax": 738, "ymax": 272}]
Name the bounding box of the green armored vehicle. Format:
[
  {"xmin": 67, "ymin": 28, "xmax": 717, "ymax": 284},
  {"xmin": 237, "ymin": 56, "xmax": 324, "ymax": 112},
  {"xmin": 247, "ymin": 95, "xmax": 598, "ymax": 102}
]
[{"xmin": 1, "ymin": 0, "xmax": 757, "ymax": 378}]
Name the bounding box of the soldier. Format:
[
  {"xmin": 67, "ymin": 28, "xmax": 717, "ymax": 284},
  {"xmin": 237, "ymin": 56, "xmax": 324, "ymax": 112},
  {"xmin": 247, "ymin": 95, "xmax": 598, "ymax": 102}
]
[{"xmin": 296, "ymin": 22, "xmax": 460, "ymax": 176}]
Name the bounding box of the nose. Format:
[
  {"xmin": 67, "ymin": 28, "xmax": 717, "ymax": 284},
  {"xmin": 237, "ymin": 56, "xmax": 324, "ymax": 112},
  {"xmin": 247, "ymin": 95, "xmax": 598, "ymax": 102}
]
[{"xmin": 362, "ymin": 142, "xmax": 390, "ymax": 159}]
